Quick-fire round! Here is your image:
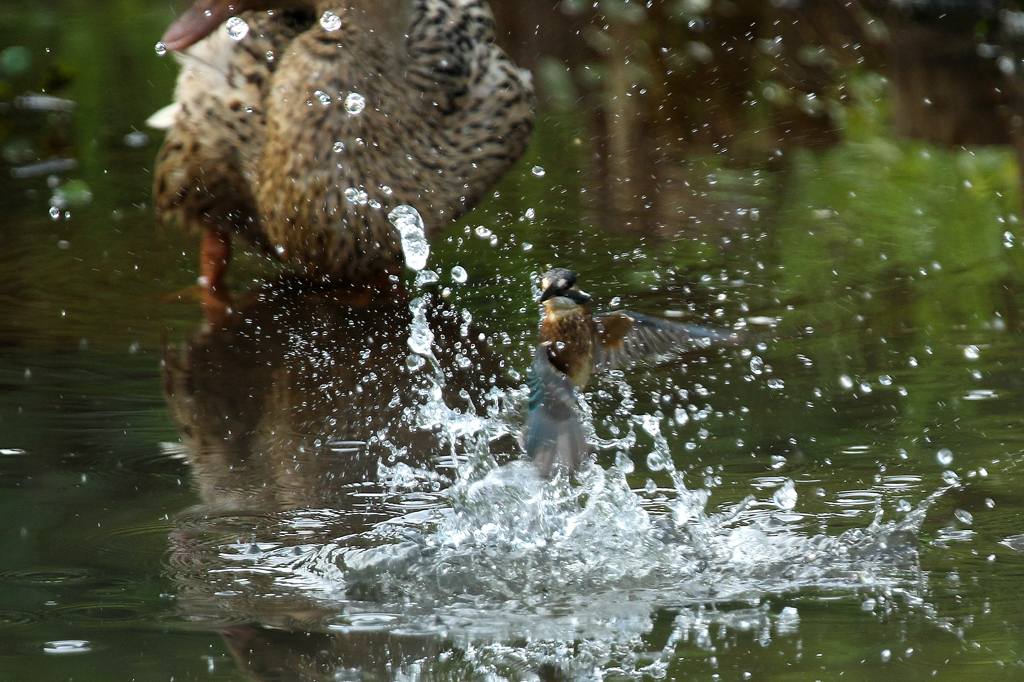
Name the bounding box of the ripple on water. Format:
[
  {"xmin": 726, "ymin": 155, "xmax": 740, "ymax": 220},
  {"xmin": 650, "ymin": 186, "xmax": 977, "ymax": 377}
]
[
  {"xmin": 327, "ymin": 613, "xmax": 400, "ymax": 633},
  {"xmin": 0, "ymin": 610, "xmax": 40, "ymax": 627},
  {"xmin": 89, "ymin": 520, "xmax": 175, "ymax": 559},
  {"xmin": 0, "ymin": 567, "xmax": 98, "ymax": 586},
  {"xmin": 50, "ymin": 601, "xmax": 152, "ymax": 624},
  {"xmin": 42, "ymin": 640, "xmax": 91, "ymax": 655}
]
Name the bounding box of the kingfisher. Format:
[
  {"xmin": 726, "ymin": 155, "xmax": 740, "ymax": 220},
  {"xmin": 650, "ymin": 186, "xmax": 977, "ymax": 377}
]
[{"xmin": 526, "ymin": 268, "xmax": 738, "ymax": 476}]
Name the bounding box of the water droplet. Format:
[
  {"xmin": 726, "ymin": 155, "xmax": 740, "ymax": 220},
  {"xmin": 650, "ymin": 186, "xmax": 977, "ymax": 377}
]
[
  {"xmin": 405, "ymin": 353, "xmax": 425, "ymax": 371},
  {"xmin": 749, "ymin": 356, "xmax": 764, "ymax": 375},
  {"xmin": 314, "ymin": 90, "xmax": 332, "ymax": 106},
  {"xmin": 646, "ymin": 452, "xmax": 668, "ymax": 471},
  {"xmin": 963, "ymin": 345, "xmax": 980, "ymax": 360},
  {"xmin": 880, "ymin": 649, "xmax": 892, "ymax": 663},
  {"xmin": 896, "ymin": 498, "xmax": 912, "ymax": 513},
  {"xmin": 639, "ymin": 414, "xmax": 661, "ymax": 437},
  {"xmin": 343, "ymin": 187, "xmax": 368, "ymax": 205},
  {"xmin": 154, "ymin": 42, "xmax": 167, "ymax": 56},
  {"xmin": 674, "ymin": 406, "xmax": 689, "ymax": 426},
  {"xmin": 123, "ymin": 130, "xmax": 149, "ymax": 148},
  {"xmin": 839, "ymin": 374, "xmax": 854, "ymax": 390},
  {"xmin": 320, "ymin": 10, "xmax": 342, "ymax": 31},
  {"xmin": 936, "ymin": 448, "xmax": 954, "ymax": 466},
  {"xmin": 344, "ymin": 92, "xmax": 366, "ymax": 115},
  {"xmin": 450, "ymin": 265, "xmax": 468, "ymax": 284},
  {"xmin": 531, "ymin": 165, "xmax": 546, "ymax": 177},
  {"xmin": 954, "ymin": 509, "xmax": 973, "ymax": 525},
  {"xmin": 414, "ymin": 269, "xmax": 439, "ymax": 287},
  {"xmin": 388, "ymin": 205, "xmax": 429, "ymax": 271},
  {"xmin": 48, "ymin": 206, "xmax": 60, "ymax": 220},
  {"xmin": 772, "ymin": 479, "xmax": 797, "ymax": 510},
  {"xmin": 332, "ymin": 141, "xmax": 345, "ymax": 153},
  {"xmin": 474, "ymin": 225, "xmax": 493, "ymax": 239},
  {"xmin": 226, "ymin": 16, "xmax": 249, "ymax": 41}
]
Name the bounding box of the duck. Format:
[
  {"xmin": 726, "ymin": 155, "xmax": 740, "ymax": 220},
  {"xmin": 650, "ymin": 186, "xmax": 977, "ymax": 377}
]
[
  {"xmin": 152, "ymin": 0, "xmax": 534, "ymax": 304},
  {"xmin": 526, "ymin": 268, "xmax": 739, "ymax": 476}
]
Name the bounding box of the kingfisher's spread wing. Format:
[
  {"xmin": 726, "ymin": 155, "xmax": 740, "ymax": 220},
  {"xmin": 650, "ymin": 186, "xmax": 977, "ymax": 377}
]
[
  {"xmin": 524, "ymin": 344, "xmax": 588, "ymax": 477},
  {"xmin": 594, "ymin": 311, "xmax": 738, "ymax": 372}
]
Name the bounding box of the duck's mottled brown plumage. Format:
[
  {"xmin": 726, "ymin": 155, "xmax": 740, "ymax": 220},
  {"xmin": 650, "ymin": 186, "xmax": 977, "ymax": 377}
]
[{"xmin": 154, "ymin": 0, "xmax": 533, "ymax": 282}]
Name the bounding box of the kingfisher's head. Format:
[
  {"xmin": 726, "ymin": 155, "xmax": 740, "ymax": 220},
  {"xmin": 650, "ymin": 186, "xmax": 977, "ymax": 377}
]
[{"xmin": 539, "ymin": 268, "xmax": 591, "ymax": 312}]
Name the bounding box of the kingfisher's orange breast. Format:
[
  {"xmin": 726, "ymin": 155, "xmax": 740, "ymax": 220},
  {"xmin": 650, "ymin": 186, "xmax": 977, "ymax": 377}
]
[{"xmin": 540, "ymin": 307, "xmax": 595, "ymax": 388}]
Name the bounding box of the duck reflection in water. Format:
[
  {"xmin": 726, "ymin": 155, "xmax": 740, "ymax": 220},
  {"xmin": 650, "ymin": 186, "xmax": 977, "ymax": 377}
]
[
  {"xmin": 162, "ymin": 281, "xmax": 520, "ymax": 676},
  {"xmin": 162, "ymin": 281, "xmax": 510, "ymax": 512}
]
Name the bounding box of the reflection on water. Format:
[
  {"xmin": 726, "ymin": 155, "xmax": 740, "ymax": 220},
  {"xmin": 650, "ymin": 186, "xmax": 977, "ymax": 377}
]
[
  {"xmin": 495, "ymin": 1, "xmax": 1024, "ymax": 230},
  {"xmin": 162, "ymin": 283, "xmax": 509, "ymax": 512}
]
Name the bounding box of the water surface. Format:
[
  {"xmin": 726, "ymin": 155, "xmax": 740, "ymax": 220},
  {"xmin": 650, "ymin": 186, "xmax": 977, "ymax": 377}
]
[{"xmin": 2, "ymin": 2, "xmax": 1024, "ymax": 679}]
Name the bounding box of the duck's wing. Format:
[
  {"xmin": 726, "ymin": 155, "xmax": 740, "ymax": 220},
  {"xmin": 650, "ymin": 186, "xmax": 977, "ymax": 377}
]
[
  {"xmin": 594, "ymin": 311, "xmax": 739, "ymax": 372},
  {"xmin": 525, "ymin": 345, "xmax": 588, "ymax": 477}
]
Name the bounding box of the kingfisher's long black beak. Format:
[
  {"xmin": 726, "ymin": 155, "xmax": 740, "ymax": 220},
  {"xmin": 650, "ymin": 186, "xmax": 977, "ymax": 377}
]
[{"xmin": 540, "ymin": 286, "xmax": 591, "ymax": 304}]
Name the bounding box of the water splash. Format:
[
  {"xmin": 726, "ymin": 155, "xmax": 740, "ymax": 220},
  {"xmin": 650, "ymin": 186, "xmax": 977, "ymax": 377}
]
[
  {"xmin": 170, "ymin": 321, "xmax": 952, "ymax": 677},
  {"xmin": 207, "ymin": 444, "xmax": 946, "ymax": 675}
]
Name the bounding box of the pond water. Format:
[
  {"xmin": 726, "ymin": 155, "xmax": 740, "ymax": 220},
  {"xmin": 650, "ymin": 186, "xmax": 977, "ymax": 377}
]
[{"xmin": 2, "ymin": 1, "xmax": 1024, "ymax": 679}]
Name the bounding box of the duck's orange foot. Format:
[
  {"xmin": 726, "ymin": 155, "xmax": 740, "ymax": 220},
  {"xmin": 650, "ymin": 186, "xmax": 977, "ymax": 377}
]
[{"xmin": 158, "ymin": 230, "xmax": 236, "ymax": 325}]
